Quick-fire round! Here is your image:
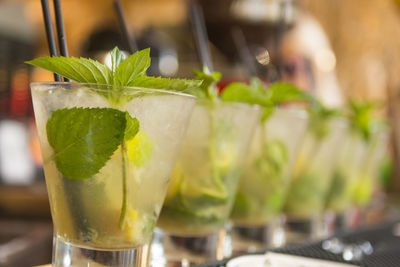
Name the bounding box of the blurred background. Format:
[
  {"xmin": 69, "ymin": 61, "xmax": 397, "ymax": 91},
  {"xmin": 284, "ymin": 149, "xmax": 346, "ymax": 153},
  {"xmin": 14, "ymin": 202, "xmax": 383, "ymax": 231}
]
[{"xmin": 1, "ymin": 0, "xmax": 400, "ymax": 265}]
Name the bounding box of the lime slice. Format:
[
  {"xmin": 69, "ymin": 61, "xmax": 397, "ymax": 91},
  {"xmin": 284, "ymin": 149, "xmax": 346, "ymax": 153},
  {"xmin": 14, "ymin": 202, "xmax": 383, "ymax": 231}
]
[
  {"xmin": 126, "ymin": 131, "xmax": 154, "ymax": 167},
  {"xmin": 124, "ymin": 209, "xmax": 138, "ymax": 242},
  {"xmin": 214, "ymin": 140, "xmax": 237, "ymax": 169},
  {"xmin": 180, "ymin": 179, "xmax": 228, "ymax": 207},
  {"xmin": 350, "ymin": 176, "xmax": 373, "ymax": 206},
  {"xmin": 165, "ymin": 164, "xmax": 184, "ymax": 203}
]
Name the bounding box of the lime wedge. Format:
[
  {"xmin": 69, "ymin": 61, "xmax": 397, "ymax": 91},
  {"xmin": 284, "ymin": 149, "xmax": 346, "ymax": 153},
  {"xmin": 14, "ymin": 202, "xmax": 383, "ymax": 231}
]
[
  {"xmin": 123, "ymin": 209, "xmax": 138, "ymax": 242},
  {"xmin": 165, "ymin": 164, "xmax": 184, "ymax": 203},
  {"xmin": 180, "ymin": 179, "xmax": 228, "ymax": 207},
  {"xmin": 126, "ymin": 131, "xmax": 154, "ymax": 167}
]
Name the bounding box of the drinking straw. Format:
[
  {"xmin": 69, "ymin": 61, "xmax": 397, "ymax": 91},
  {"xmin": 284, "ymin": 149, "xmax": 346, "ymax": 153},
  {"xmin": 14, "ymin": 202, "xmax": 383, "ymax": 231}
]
[
  {"xmin": 187, "ymin": 0, "xmax": 214, "ymax": 73},
  {"xmin": 113, "ymin": 0, "xmax": 138, "ymax": 54},
  {"xmin": 40, "ymin": 0, "xmax": 61, "ymax": 82},
  {"xmin": 231, "ymin": 27, "xmax": 258, "ymax": 77},
  {"xmin": 39, "ymin": 0, "xmax": 89, "ymax": 239},
  {"xmin": 53, "ymin": 0, "xmax": 70, "ymax": 82}
]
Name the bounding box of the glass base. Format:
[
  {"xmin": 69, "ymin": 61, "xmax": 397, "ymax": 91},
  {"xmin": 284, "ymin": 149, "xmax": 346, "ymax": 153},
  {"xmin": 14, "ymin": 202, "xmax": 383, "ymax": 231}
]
[
  {"xmin": 323, "ymin": 211, "xmax": 347, "ymax": 236},
  {"xmin": 150, "ymin": 228, "xmax": 229, "ymax": 267},
  {"xmin": 345, "ymin": 206, "xmax": 367, "ymax": 230},
  {"xmin": 284, "ymin": 216, "xmax": 323, "ymax": 245},
  {"xmin": 230, "ymin": 217, "xmax": 285, "ymax": 255},
  {"xmin": 332, "ymin": 212, "xmax": 346, "ymax": 233},
  {"xmin": 53, "ymin": 235, "xmax": 149, "ymax": 267}
]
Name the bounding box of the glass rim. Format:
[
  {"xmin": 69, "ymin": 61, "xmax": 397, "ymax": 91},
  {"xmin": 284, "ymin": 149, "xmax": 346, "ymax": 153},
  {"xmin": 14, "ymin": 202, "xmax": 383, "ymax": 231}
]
[
  {"xmin": 273, "ymin": 107, "xmax": 308, "ymax": 121},
  {"xmin": 196, "ymin": 98, "xmax": 262, "ymax": 111},
  {"xmin": 30, "ymin": 81, "xmax": 197, "ymax": 99}
]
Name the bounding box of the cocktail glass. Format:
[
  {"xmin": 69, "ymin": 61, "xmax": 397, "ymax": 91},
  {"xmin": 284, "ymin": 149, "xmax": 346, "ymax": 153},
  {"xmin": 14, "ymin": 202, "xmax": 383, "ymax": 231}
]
[
  {"xmin": 284, "ymin": 117, "xmax": 347, "ymax": 244},
  {"xmin": 326, "ymin": 127, "xmax": 388, "ymax": 231},
  {"xmin": 31, "ymin": 82, "xmax": 196, "ymax": 267},
  {"xmin": 229, "ymin": 108, "xmax": 308, "ymax": 253},
  {"xmin": 151, "ymin": 100, "xmax": 260, "ymax": 266}
]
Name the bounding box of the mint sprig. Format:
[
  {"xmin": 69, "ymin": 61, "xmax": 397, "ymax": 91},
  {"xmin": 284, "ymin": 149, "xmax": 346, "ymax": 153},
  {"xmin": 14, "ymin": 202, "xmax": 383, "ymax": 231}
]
[
  {"xmin": 27, "ymin": 56, "xmax": 113, "ymax": 84},
  {"xmin": 187, "ymin": 69, "xmax": 221, "ymax": 101},
  {"xmin": 46, "ymin": 107, "xmax": 139, "ymax": 180},
  {"xmin": 348, "ymin": 99, "xmax": 382, "ymax": 141},
  {"xmin": 221, "ymin": 78, "xmax": 311, "ymax": 121},
  {"xmin": 307, "ymin": 101, "xmax": 342, "ymax": 139},
  {"xmin": 26, "ymin": 47, "xmax": 201, "ymax": 105}
]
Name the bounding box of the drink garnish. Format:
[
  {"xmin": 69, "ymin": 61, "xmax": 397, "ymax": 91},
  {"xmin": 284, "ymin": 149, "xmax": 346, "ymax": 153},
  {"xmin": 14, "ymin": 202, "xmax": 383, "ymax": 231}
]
[
  {"xmin": 221, "ymin": 77, "xmax": 311, "ymax": 121},
  {"xmin": 27, "ymin": 47, "xmax": 200, "ymax": 92},
  {"xmin": 348, "ymin": 99, "xmax": 385, "ymax": 141}
]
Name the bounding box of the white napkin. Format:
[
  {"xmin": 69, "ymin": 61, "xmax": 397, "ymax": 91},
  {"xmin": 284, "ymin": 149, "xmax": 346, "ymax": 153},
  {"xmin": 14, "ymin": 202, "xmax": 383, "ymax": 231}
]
[{"xmin": 227, "ymin": 252, "xmax": 360, "ymax": 267}]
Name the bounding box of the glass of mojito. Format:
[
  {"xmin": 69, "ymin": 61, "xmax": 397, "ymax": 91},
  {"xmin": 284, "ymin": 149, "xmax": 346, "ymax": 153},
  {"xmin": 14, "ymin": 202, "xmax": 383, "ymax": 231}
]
[
  {"xmin": 347, "ymin": 129, "xmax": 388, "ymax": 208},
  {"xmin": 31, "ymin": 82, "xmax": 196, "ymax": 267},
  {"xmin": 229, "ymin": 108, "xmax": 308, "ymax": 252},
  {"xmin": 153, "ymin": 99, "xmax": 260, "ymax": 266},
  {"xmin": 325, "ymin": 128, "xmax": 388, "ymax": 230},
  {"xmin": 326, "ymin": 128, "xmax": 373, "ymax": 215},
  {"xmin": 284, "ymin": 116, "xmax": 347, "ymax": 243},
  {"xmin": 325, "ymin": 101, "xmax": 389, "ymax": 232}
]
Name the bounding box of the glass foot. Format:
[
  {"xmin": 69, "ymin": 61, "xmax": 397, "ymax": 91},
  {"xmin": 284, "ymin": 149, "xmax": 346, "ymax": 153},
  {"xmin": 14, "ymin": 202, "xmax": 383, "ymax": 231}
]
[
  {"xmin": 53, "ymin": 235, "xmax": 149, "ymax": 267},
  {"xmin": 284, "ymin": 216, "xmax": 323, "ymax": 245},
  {"xmin": 230, "ymin": 218, "xmax": 285, "ymax": 255},
  {"xmin": 150, "ymin": 228, "xmax": 229, "ymax": 267}
]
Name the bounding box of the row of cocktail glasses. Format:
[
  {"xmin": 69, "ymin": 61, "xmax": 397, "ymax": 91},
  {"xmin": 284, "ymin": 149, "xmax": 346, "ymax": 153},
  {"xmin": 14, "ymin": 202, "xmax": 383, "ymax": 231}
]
[
  {"xmin": 31, "ymin": 82, "xmax": 387, "ymax": 267},
  {"xmin": 151, "ymin": 100, "xmax": 387, "ymax": 266}
]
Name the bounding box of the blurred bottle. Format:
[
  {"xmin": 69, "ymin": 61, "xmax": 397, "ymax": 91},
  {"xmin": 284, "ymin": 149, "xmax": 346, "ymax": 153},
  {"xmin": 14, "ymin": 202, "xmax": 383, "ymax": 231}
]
[{"xmin": 0, "ymin": 41, "xmax": 41, "ymax": 185}]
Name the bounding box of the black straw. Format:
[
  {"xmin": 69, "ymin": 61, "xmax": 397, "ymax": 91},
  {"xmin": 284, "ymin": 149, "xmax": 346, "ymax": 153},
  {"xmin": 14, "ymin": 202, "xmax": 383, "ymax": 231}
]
[
  {"xmin": 187, "ymin": 0, "xmax": 213, "ymax": 73},
  {"xmin": 113, "ymin": 0, "xmax": 138, "ymax": 54},
  {"xmin": 40, "ymin": 0, "xmax": 61, "ymax": 82},
  {"xmin": 231, "ymin": 27, "xmax": 258, "ymax": 77},
  {"xmin": 53, "ymin": 0, "xmax": 70, "ymax": 82},
  {"xmin": 39, "ymin": 0, "xmax": 89, "ymax": 238}
]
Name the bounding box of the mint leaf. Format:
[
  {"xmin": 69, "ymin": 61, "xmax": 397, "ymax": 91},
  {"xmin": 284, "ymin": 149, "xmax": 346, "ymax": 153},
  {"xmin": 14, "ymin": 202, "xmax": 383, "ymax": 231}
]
[
  {"xmin": 222, "ymin": 79, "xmax": 309, "ymax": 107},
  {"xmin": 221, "ymin": 82, "xmax": 271, "ymax": 107},
  {"xmin": 130, "ymin": 76, "xmax": 202, "ymax": 91},
  {"xmin": 308, "ymin": 101, "xmax": 342, "ymax": 139},
  {"xmin": 46, "ymin": 107, "xmax": 128, "ymax": 180},
  {"xmin": 110, "ymin": 47, "xmax": 126, "ymax": 72},
  {"xmin": 26, "ymin": 56, "xmax": 112, "ymax": 84},
  {"xmin": 221, "ymin": 79, "xmax": 273, "ymax": 121},
  {"xmin": 124, "ymin": 113, "xmax": 139, "ymax": 140},
  {"xmin": 222, "ymin": 78, "xmax": 314, "ymax": 121},
  {"xmin": 193, "ymin": 69, "xmax": 221, "ymax": 101},
  {"xmin": 114, "ymin": 48, "xmax": 151, "ymax": 86},
  {"xmin": 348, "ymin": 99, "xmax": 382, "ymax": 141},
  {"xmin": 269, "ymin": 82, "xmax": 311, "ymax": 103}
]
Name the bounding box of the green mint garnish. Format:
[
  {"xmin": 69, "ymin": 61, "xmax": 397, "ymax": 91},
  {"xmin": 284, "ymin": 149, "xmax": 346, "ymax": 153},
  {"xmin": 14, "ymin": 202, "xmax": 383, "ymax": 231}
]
[
  {"xmin": 124, "ymin": 114, "xmax": 140, "ymax": 141},
  {"xmin": 26, "ymin": 47, "xmax": 201, "ymax": 105},
  {"xmin": 130, "ymin": 76, "xmax": 201, "ymax": 91},
  {"xmin": 220, "ymin": 78, "xmax": 271, "ymax": 106},
  {"xmin": 46, "ymin": 107, "xmax": 139, "ymax": 180},
  {"xmin": 308, "ymin": 101, "xmax": 342, "ymax": 139},
  {"xmin": 113, "ymin": 48, "xmax": 151, "ymax": 86},
  {"xmin": 268, "ymin": 82, "xmax": 312, "ymax": 104},
  {"xmin": 221, "ymin": 78, "xmax": 311, "ymax": 121},
  {"xmin": 348, "ymin": 99, "xmax": 382, "ymax": 141},
  {"xmin": 27, "ymin": 56, "xmax": 113, "ymax": 84},
  {"xmin": 186, "ymin": 69, "xmax": 221, "ymax": 101}
]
